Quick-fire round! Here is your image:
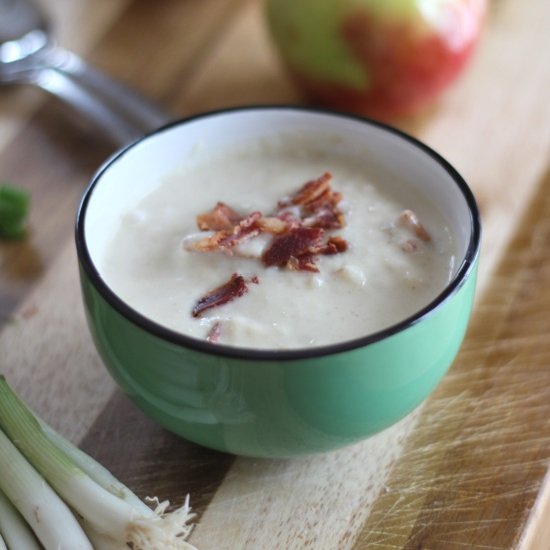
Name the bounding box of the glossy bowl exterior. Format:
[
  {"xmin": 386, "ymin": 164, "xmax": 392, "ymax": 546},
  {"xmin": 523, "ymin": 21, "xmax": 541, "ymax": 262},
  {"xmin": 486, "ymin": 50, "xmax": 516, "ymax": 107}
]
[
  {"xmin": 80, "ymin": 263, "xmax": 476, "ymax": 457},
  {"xmin": 76, "ymin": 107, "xmax": 481, "ymax": 458}
]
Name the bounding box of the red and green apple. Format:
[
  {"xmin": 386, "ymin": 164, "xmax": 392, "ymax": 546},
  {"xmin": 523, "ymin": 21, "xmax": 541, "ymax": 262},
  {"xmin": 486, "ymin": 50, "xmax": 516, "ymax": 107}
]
[{"xmin": 266, "ymin": 0, "xmax": 487, "ymax": 119}]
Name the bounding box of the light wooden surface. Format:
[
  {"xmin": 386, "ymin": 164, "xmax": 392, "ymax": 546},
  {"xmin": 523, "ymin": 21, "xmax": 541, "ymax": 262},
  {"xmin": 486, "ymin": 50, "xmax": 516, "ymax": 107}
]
[{"xmin": 1, "ymin": 0, "xmax": 550, "ymax": 548}]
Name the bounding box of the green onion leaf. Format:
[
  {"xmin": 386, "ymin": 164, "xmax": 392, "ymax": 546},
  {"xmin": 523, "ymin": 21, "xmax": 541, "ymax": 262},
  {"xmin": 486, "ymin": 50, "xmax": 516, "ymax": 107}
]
[{"xmin": 0, "ymin": 184, "xmax": 30, "ymax": 239}]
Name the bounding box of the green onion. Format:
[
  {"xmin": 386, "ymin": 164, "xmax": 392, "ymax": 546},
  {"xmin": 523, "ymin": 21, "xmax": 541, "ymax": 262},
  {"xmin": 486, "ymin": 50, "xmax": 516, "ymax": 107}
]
[
  {"xmin": 77, "ymin": 519, "xmax": 131, "ymax": 550},
  {"xmin": 0, "ymin": 184, "xmax": 30, "ymax": 239},
  {"xmin": 0, "ymin": 488, "xmax": 41, "ymax": 549},
  {"xmin": 39, "ymin": 420, "xmax": 149, "ymax": 511},
  {"xmin": 0, "ymin": 428, "xmax": 92, "ymax": 549},
  {"xmin": 0, "ymin": 376, "xmax": 196, "ymax": 549}
]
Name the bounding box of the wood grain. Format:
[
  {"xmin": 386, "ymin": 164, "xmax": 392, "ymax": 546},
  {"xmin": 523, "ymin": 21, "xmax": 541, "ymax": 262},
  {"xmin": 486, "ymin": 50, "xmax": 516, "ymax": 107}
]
[
  {"xmin": 521, "ymin": 471, "xmax": 550, "ymax": 550},
  {"xmin": 173, "ymin": 0, "xmax": 299, "ymax": 114},
  {"xmin": 189, "ymin": 413, "xmax": 420, "ymax": 549},
  {"xmin": 89, "ymin": 0, "xmax": 248, "ymax": 106}
]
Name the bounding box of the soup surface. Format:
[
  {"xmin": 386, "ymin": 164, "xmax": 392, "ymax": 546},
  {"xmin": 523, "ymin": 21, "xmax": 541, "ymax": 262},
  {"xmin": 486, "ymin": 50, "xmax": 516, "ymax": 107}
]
[{"xmin": 100, "ymin": 137, "xmax": 457, "ymax": 349}]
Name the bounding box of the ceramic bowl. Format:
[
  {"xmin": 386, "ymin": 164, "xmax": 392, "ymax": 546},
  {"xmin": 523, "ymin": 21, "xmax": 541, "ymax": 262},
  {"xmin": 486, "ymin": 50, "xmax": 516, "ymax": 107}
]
[{"xmin": 76, "ymin": 107, "xmax": 481, "ymax": 458}]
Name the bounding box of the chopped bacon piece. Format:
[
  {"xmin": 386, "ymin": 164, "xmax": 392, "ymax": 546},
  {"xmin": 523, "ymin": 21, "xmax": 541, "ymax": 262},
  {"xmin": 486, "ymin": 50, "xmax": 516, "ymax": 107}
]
[
  {"xmin": 190, "ymin": 212, "xmax": 262, "ymax": 253},
  {"xmin": 257, "ymin": 216, "xmax": 289, "ymax": 234},
  {"xmin": 302, "ymin": 188, "xmax": 343, "ymax": 214},
  {"xmin": 279, "ymin": 172, "xmax": 333, "ymax": 208},
  {"xmin": 262, "ymin": 227, "xmax": 324, "ymax": 271},
  {"xmin": 206, "ymin": 322, "xmax": 222, "ymax": 343},
  {"xmin": 287, "ymin": 253, "xmax": 319, "ymax": 272},
  {"xmin": 398, "ymin": 209, "xmax": 431, "ymax": 242},
  {"xmin": 279, "ymin": 172, "xmax": 345, "ymax": 230},
  {"xmin": 197, "ymin": 202, "xmax": 242, "ymax": 231},
  {"xmin": 188, "ymin": 230, "xmax": 231, "ymax": 252},
  {"xmin": 303, "ymin": 204, "xmax": 346, "ymax": 229},
  {"xmin": 276, "ymin": 210, "xmax": 303, "ymax": 229},
  {"xmin": 217, "ymin": 212, "xmax": 262, "ymax": 248},
  {"xmin": 316, "ymin": 236, "xmax": 349, "ymax": 255},
  {"xmin": 192, "ymin": 273, "xmax": 249, "ymax": 317}
]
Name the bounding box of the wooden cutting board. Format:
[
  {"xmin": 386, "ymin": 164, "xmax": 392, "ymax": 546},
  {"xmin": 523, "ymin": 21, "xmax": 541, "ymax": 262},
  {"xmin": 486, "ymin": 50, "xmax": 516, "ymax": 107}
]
[{"xmin": 1, "ymin": 0, "xmax": 550, "ymax": 548}]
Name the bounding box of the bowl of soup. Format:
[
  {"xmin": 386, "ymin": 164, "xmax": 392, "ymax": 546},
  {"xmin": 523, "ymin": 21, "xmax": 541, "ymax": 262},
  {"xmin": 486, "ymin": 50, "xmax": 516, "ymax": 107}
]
[{"xmin": 76, "ymin": 106, "xmax": 481, "ymax": 457}]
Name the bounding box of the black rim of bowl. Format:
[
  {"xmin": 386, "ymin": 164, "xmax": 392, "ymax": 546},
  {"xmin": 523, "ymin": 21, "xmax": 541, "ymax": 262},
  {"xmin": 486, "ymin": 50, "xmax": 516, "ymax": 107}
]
[{"xmin": 76, "ymin": 105, "xmax": 482, "ymax": 361}]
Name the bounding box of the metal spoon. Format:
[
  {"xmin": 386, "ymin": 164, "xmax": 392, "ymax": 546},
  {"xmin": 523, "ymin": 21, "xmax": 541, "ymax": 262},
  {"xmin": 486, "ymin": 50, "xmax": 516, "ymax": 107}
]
[{"xmin": 0, "ymin": 0, "xmax": 170, "ymax": 144}]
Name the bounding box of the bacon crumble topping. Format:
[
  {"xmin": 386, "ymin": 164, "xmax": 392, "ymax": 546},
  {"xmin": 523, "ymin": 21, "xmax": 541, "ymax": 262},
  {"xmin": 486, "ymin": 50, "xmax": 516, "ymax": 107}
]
[
  {"xmin": 197, "ymin": 202, "xmax": 242, "ymax": 231},
  {"xmin": 192, "ymin": 273, "xmax": 249, "ymax": 318},
  {"xmin": 278, "ymin": 172, "xmax": 345, "ymax": 230},
  {"xmin": 189, "ymin": 174, "xmax": 350, "ymax": 339},
  {"xmin": 278, "ymin": 172, "xmax": 332, "ymax": 208},
  {"xmin": 262, "ymin": 227, "xmax": 325, "ymax": 272},
  {"xmin": 190, "ymin": 211, "xmax": 262, "ymax": 253},
  {"xmin": 398, "ymin": 209, "xmax": 431, "ymax": 242},
  {"xmin": 186, "ymin": 176, "xmax": 428, "ymax": 344},
  {"xmin": 191, "ymin": 172, "xmax": 348, "ymax": 270},
  {"xmin": 317, "ymin": 236, "xmax": 349, "ymax": 255}
]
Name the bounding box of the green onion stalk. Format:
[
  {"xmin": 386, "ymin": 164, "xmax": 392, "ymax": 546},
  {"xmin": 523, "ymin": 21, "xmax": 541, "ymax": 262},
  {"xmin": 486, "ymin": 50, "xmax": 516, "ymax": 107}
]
[
  {"xmin": 0, "ymin": 487, "xmax": 42, "ymax": 550},
  {"xmin": 0, "ymin": 427, "xmax": 92, "ymax": 549},
  {"xmin": 0, "ymin": 376, "xmax": 196, "ymax": 549}
]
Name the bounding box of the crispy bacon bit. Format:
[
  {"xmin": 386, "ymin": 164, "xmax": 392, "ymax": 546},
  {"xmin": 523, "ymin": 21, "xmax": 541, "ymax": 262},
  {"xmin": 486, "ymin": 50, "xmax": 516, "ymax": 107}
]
[
  {"xmin": 188, "ymin": 230, "xmax": 230, "ymax": 252},
  {"xmin": 217, "ymin": 212, "xmax": 262, "ymax": 248},
  {"xmin": 279, "ymin": 172, "xmax": 345, "ymax": 230},
  {"xmin": 190, "ymin": 212, "xmax": 262, "ymax": 253},
  {"xmin": 250, "ymin": 275, "xmax": 260, "ymax": 284},
  {"xmin": 303, "ymin": 204, "xmax": 346, "ymax": 229},
  {"xmin": 206, "ymin": 322, "xmax": 222, "ymax": 343},
  {"xmin": 287, "ymin": 253, "xmax": 319, "ymax": 272},
  {"xmin": 279, "ymin": 172, "xmax": 333, "ymax": 208},
  {"xmin": 197, "ymin": 202, "xmax": 242, "ymax": 231},
  {"xmin": 262, "ymin": 227, "xmax": 324, "ymax": 271},
  {"xmin": 256, "ymin": 216, "xmax": 289, "ymax": 234},
  {"xmin": 277, "ymin": 210, "xmax": 303, "ymax": 229},
  {"xmin": 316, "ymin": 236, "xmax": 349, "ymax": 255},
  {"xmin": 398, "ymin": 209, "xmax": 431, "ymax": 242},
  {"xmin": 302, "ymin": 187, "xmax": 343, "ymax": 214},
  {"xmin": 192, "ymin": 273, "xmax": 249, "ymax": 317}
]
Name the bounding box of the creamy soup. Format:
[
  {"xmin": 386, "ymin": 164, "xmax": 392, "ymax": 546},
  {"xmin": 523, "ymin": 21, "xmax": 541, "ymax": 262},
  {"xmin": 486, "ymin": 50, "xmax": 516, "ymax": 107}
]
[{"xmin": 101, "ymin": 137, "xmax": 457, "ymax": 349}]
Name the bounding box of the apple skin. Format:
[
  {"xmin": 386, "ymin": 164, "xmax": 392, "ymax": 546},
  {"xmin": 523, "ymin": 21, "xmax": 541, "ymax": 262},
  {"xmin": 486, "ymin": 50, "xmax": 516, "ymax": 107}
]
[{"xmin": 266, "ymin": 0, "xmax": 487, "ymax": 120}]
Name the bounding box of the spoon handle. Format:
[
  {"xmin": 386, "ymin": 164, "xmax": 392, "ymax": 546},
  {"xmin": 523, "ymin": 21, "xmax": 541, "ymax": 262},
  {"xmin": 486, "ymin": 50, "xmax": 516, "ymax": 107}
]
[{"xmin": 33, "ymin": 48, "xmax": 171, "ymax": 145}]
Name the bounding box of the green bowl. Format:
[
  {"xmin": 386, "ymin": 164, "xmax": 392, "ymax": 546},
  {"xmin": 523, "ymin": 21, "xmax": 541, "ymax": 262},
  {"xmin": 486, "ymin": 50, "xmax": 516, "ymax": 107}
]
[{"xmin": 76, "ymin": 107, "xmax": 481, "ymax": 458}]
